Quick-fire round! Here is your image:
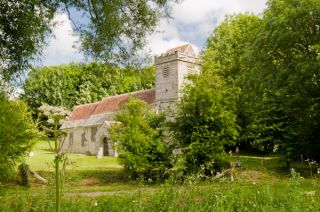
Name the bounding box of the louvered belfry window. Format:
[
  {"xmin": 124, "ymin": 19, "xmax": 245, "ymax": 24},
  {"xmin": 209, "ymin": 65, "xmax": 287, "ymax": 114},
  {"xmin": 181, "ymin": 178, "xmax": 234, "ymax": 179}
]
[{"xmin": 163, "ymin": 65, "xmax": 169, "ymax": 78}]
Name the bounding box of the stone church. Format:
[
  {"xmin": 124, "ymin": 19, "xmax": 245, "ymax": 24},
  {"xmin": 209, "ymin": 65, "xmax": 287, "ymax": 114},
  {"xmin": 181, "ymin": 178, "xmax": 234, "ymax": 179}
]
[{"xmin": 60, "ymin": 44, "xmax": 201, "ymax": 157}]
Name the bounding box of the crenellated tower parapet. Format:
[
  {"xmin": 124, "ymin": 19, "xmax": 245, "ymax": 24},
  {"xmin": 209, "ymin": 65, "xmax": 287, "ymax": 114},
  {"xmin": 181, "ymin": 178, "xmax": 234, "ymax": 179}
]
[{"xmin": 154, "ymin": 44, "xmax": 201, "ymax": 112}]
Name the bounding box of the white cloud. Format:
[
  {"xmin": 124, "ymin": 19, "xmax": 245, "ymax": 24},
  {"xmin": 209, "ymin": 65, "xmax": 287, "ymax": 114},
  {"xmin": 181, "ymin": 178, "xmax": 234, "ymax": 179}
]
[
  {"xmin": 39, "ymin": 12, "xmax": 84, "ymax": 66},
  {"xmin": 146, "ymin": 0, "xmax": 267, "ymax": 55},
  {"xmin": 40, "ymin": 1, "xmax": 267, "ymax": 66},
  {"xmin": 173, "ymin": 0, "xmax": 266, "ymax": 24}
]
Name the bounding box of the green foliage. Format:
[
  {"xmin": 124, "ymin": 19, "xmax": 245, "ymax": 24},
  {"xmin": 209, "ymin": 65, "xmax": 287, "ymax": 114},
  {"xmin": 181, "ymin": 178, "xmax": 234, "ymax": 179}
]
[
  {"xmin": 109, "ymin": 98, "xmax": 174, "ymax": 181},
  {"xmin": 0, "ymin": 0, "xmax": 178, "ymax": 81},
  {"xmin": 203, "ymin": 13, "xmax": 262, "ymax": 150},
  {"xmin": 243, "ymin": 0, "xmax": 320, "ymax": 160},
  {"xmin": 64, "ymin": 0, "xmax": 180, "ymax": 65},
  {"xmin": 38, "ymin": 105, "xmax": 70, "ymax": 212},
  {"xmin": 203, "ymin": 0, "xmax": 320, "ymax": 162},
  {"xmin": 203, "ymin": 13, "xmax": 261, "ymax": 80},
  {"xmin": 22, "ymin": 62, "xmax": 155, "ymax": 118},
  {"xmin": 1, "ymin": 179, "xmax": 320, "ymax": 211},
  {"xmin": 0, "ymin": 0, "xmax": 56, "ymax": 81},
  {"xmin": 0, "ymin": 94, "xmax": 37, "ymax": 181},
  {"xmin": 172, "ymin": 72, "xmax": 239, "ymax": 174}
]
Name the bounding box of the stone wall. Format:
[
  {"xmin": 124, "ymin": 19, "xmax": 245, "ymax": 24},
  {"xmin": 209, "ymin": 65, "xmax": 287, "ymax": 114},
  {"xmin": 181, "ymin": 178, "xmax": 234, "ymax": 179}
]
[
  {"xmin": 154, "ymin": 50, "xmax": 201, "ymax": 112},
  {"xmin": 62, "ymin": 126, "xmax": 99, "ymax": 155}
]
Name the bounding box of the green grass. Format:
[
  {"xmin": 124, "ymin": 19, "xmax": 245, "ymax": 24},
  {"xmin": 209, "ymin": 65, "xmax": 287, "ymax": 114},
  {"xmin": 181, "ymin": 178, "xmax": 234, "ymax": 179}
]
[
  {"xmin": 1, "ymin": 178, "xmax": 320, "ymax": 211},
  {"xmin": 23, "ymin": 140, "xmax": 139, "ymax": 195},
  {"xmin": 26, "ymin": 140, "xmax": 121, "ymax": 172},
  {"xmin": 1, "ymin": 140, "xmax": 320, "ymax": 211}
]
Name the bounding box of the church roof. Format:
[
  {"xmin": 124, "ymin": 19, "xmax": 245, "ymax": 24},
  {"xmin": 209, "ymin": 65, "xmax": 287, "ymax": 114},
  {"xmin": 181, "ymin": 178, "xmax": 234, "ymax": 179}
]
[
  {"xmin": 166, "ymin": 44, "xmax": 196, "ymax": 55},
  {"xmin": 68, "ymin": 89, "xmax": 155, "ymax": 122}
]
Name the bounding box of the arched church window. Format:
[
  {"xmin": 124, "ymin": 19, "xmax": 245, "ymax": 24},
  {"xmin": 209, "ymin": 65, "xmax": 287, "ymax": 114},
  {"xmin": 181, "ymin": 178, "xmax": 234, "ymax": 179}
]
[
  {"xmin": 91, "ymin": 127, "xmax": 97, "ymax": 142},
  {"xmin": 81, "ymin": 132, "xmax": 87, "ymax": 147}
]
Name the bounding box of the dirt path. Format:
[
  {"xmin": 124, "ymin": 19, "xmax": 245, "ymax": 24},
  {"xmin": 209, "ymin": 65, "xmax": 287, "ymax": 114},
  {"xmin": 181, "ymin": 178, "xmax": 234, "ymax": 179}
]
[{"xmin": 65, "ymin": 188, "xmax": 156, "ymax": 197}]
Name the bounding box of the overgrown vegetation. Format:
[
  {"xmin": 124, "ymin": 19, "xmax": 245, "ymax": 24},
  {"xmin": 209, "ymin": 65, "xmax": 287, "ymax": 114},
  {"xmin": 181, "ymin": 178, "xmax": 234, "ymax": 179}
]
[
  {"xmin": 109, "ymin": 98, "xmax": 174, "ymax": 181},
  {"xmin": 0, "ymin": 93, "xmax": 37, "ymax": 182},
  {"xmin": 1, "ymin": 0, "xmax": 320, "ymax": 211},
  {"xmin": 171, "ymin": 72, "xmax": 239, "ymax": 174},
  {"xmin": 200, "ymin": 0, "xmax": 320, "ymax": 163},
  {"xmin": 38, "ymin": 105, "xmax": 70, "ymax": 212}
]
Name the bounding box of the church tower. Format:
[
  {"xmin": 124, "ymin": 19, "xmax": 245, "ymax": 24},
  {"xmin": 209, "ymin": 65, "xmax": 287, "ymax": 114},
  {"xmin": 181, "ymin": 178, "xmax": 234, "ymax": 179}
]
[{"xmin": 154, "ymin": 44, "xmax": 201, "ymax": 112}]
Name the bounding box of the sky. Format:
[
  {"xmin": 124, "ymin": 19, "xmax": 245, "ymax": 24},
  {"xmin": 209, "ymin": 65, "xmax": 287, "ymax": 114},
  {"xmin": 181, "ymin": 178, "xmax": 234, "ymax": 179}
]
[{"xmin": 39, "ymin": 0, "xmax": 267, "ymax": 67}]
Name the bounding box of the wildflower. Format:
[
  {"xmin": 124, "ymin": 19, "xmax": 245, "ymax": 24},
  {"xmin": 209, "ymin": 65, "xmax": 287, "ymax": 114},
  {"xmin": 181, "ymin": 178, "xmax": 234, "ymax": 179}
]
[
  {"xmin": 305, "ymin": 191, "xmax": 315, "ymax": 196},
  {"xmin": 47, "ymin": 119, "xmax": 54, "ymax": 124},
  {"xmin": 94, "ymin": 202, "xmax": 98, "ymax": 206}
]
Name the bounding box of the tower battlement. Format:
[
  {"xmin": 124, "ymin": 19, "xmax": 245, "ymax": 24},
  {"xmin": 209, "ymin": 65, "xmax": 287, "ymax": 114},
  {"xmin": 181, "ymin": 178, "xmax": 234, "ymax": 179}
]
[
  {"xmin": 154, "ymin": 50, "xmax": 200, "ymax": 65},
  {"xmin": 154, "ymin": 44, "xmax": 201, "ymax": 113}
]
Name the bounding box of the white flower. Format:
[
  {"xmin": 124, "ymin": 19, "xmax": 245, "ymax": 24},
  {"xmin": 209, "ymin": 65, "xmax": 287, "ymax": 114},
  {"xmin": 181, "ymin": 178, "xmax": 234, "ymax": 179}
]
[
  {"xmin": 47, "ymin": 119, "xmax": 54, "ymax": 124},
  {"xmin": 59, "ymin": 119, "xmax": 65, "ymax": 125}
]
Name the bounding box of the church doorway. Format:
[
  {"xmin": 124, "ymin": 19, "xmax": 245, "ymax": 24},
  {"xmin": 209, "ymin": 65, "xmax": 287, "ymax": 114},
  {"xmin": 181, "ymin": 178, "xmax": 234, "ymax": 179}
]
[{"xmin": 103, "ymin": 138, "xmax": 109, "ymax": 156}]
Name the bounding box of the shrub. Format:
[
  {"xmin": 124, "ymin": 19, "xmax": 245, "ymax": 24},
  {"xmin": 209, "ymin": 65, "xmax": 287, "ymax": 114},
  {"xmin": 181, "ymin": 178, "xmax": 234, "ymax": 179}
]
[
  {"xmin": 0, "ymin": 94, "xmax": 37, "ymax": 182},
  {"xmin": 171, "ymin": 72, "xmax": 239, "ymax": 174},
  {"xmin": 109, "ymin": 97, "xmax": 174, "ymax": 181}
]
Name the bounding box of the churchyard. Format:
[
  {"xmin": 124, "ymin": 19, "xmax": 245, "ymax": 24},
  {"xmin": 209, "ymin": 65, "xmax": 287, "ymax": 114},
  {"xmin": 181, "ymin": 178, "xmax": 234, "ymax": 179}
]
[
  {"xmin": 1, "ymin": 0, "xmax": 320, "ymax": 211},
  {"xmin": 0, "ymin": 140, "xmax": 319, "ymax": 211}
]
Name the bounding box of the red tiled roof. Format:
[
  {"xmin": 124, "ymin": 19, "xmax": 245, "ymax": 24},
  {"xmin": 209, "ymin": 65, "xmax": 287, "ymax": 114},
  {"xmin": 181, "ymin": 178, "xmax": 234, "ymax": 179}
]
[
  {"xmin": 68, "ymin": 89, "xmax": 155, "ymax": 121},
  {"xmin": 67, "ymin": 102, "xmax": 98, "ymax": 121}
]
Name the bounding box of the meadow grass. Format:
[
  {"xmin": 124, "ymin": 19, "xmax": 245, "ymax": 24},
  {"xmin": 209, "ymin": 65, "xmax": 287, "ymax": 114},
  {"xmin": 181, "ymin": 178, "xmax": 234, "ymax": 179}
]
[
  {"xmin": 1, "ymin": 140, "xmax": 320, "ymax": 211},
  {"xmin": 1, "ymin": 177, "xmax": 319, "ymax": 211}
]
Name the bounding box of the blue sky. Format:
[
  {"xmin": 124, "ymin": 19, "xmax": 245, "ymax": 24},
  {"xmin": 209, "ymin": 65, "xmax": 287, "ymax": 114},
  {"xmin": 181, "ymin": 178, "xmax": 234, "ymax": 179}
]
[{"xmin": 38, "ymin": 0, "xmax": 267, "ymax": 67}]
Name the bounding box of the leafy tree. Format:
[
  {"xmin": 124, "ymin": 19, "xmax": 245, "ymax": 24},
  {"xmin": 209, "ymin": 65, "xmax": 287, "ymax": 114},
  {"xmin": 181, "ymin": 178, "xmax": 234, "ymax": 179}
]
[
  {"xmin": 109, "ymin": 98, "xmax": 174, "ymax": 181},
  {"xmin": 203, "ymin": 13, "xmax": 262, "ymax": 149},
  {"xmin": 172, "ymin": 72, "xmax": 239, "ymax": 174},
  {"xmin": 0, "ymin": 0, "xmax": 179, "ymax": 82},
  {"xmin": 22, "ymin": 63, "xmax": 82, "ymax": 114},
  {"xmin": 243, "ymin": 0, "xmax": 320, "ymax": 160},
  {"xmin": 0, "ymin": 93, "xmax": 37, "ymax": 182},
  {"xmin": 203, "ymin": 0, "xmax": 320, "ymax": 163},
  {"xmin": 0, "ymin": 0, "xmax": 56, "ymax": 81},
  {"xmin": 22, "ymin": 62, "xmax": 155, "ymax": 118},
  {"xmin": 203, "ymin": 13, "xmax": 261, "ymax": 80}
]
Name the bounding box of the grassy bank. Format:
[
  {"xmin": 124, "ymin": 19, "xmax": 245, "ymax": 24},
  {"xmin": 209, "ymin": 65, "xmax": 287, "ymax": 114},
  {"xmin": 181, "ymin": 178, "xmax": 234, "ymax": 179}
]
[
  {"xmin": 1, "ymin": 178, "xmax": 319, "ymax": 211},
  {"xmin": 0, "ymin": 140, "xmax": 319, "ymax": 211}
]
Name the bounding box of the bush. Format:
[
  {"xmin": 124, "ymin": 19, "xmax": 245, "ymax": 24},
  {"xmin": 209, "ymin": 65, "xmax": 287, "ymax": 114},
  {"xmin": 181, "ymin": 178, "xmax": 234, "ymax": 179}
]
[
  {"xmin": 171, "ymin": 72, "xmax": 239, "ymax": 174},
  {"xmin": 109, "ymin": 97, "xmax": 174, "ymax": 181},
  {"xmin": 0, "ymin": 94, "xmax": 37, "ymax": 182}
]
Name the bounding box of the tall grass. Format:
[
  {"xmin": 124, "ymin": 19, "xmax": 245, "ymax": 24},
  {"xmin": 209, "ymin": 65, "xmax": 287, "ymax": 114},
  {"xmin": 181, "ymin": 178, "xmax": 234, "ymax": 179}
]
[{"xmin": 1, "ymin": 178, "xmax": 319, "ymax": 211}]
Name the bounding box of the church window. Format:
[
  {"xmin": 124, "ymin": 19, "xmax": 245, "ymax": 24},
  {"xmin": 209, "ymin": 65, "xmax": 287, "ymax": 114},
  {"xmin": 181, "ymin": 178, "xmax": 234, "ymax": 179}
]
[
  {"xmin": 81, "ymin": 132, "xmax": 87, "ymax": 147},
  {"xmin": 163, "ymin": 65, "xmax": 169, "ymax": 78},
  {"xmin": 68, "ymin": 132, "xmax": 73, "ymax": 148},
  {"xmin": 91, "ymin": 127, "xmax": 97, "ymax": 142}
]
